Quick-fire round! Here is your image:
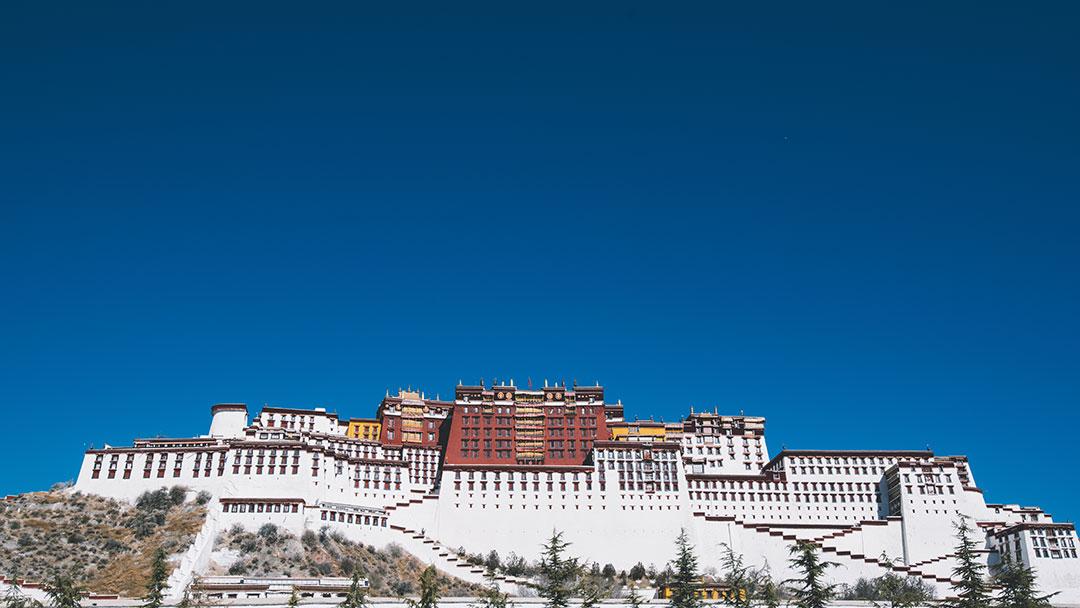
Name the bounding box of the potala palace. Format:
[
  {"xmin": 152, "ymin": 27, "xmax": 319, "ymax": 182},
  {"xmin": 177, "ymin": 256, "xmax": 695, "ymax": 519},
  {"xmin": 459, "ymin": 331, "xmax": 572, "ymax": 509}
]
[{"xmin": 72, "ymin": 381, "xmax": 1080, "ymax": 601}]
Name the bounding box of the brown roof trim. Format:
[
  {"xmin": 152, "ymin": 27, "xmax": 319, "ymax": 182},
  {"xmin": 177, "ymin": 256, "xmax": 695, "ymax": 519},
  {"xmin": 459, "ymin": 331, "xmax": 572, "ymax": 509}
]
[
  {"xmin": 764, "ymin": 449, "xmax": 933, "ymax": 471},
  {"xmin": 993, "ymin": 522, "xmax": 1076, "ymax": 538},
  {"xmin": 86, "ymin": 446, "xmax": 229, "ymax": 455},
  {"xmin": 135, "ymin": 437, "xmax": 219, "ymax": 444},
  {"xmin": 294, "ymin": 585, "xmax": 350, "ymax": 592},
  {"xmin": 593, "ymin": 440, "xmax": 680, "ymax": 450},
  {"xmin": 443, "ymin": 463, "xmax": 594, "ymax": 473},
  {"xmin": 232, "ymin": 440, "xmax": 306, "ymax": 449},
  {"xmin": 211, "ymin": 403, "xmax": 248, "ymax": 413},
  {"xmin": 343, "ymin": 457, "xmax": 408, "ymax": 467},
  {"xmin": 220, "ymin": 497, "xmax": 306, "ymax": 504},
  {"xmin": 685, "ymin": 474, "xmax": 775, "ymax": 483},
  {"xmin": 610, "ymin": 420, "xmax": 667, "ymax": 428},
  {"xmin": 192, "ymin": 584, "xmax": 269, "ymax": 591},
  {"xmin": 260, "ymin": 406, "xmax": 338, "ymax": 416}
]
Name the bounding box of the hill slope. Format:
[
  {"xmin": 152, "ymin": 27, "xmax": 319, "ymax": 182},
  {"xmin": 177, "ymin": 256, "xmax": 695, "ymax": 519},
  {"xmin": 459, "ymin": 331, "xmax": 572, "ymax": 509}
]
[
  {"xmin": 209, "ymin": 524, "xmax": 486, "ymax": 596},
  {"xmin": 2, "ymin": 488, "xmax": 488, "ymax": 598},
  {"xmin": 0, "ymin": 487, "xmax": 206, "ymax": 597}
]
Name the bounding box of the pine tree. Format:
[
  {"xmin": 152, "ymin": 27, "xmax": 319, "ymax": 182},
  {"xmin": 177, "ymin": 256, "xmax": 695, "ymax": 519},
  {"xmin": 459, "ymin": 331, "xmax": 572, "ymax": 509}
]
[
  {"xmin": 947, "ymin": 517, "xmax": 991, "ymax": 608},
  {"xmin": 287, "ymin": 587, "xmax": 300, "ymax": 608},
  {"xmin": 43, "ymin": 576, "xmax": 83, "ymax": 608},
  {"xmin": 143, "ymin": 547, "xmax": 169, "ymax": 608},
  {"xmin": 758, "ymin": 566, "xmax": 782, "ymax": 608},
  {"xmin": 538, "ymin": 531, "xmax": 580, "ymax": 608},
  {"xmin": 718, "ymin": 544, "xmax": 757, "ymax": 608},
  {"xmin": 406, "ymin": 566, "xmax": 440, "ymax": 608},
  {"xmin": 872, "ymin": 572, "xmax": 935, "ymax": 608},
  {"xmin": 577, "ymin": 571, "xmax": 607, "ymax": 608},
  {"xmin": 625, "ymin": 585, "xmax": 647, "ymax": 608},
  {"xmin": 471, "ymin": 570, "xmax": 512, "ymax": 608},
  {"xmin": 785, "ymin": 542, "xmax": 838, "ymax": 608},
  {"xmin": 340, "ymin": 572, "xmax": 368, "ymax": 608},
  {"xmin": 994, "ymin": 556, "xmax": 1056, "ymax": 608},
  {"xmin": 668, "ymin": 529, "xmax": 702, "ymax": 608},
  {"xmin": 3, "ymin": 572, "xmax": 43, "ymax": 608}
]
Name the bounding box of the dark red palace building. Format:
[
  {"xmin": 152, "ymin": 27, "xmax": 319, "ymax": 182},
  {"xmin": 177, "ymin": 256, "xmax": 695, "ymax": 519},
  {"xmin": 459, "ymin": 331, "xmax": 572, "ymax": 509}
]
[{"xmin": 444, "ymin": 380, "xmax": 609, "ymax": 466}]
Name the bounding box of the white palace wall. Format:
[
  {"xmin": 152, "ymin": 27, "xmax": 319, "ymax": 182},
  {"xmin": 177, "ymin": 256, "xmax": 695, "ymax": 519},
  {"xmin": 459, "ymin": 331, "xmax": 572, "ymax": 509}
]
[{"xmin": 69, "ymin": 401, "xmax": 1080, "ymax": 600}]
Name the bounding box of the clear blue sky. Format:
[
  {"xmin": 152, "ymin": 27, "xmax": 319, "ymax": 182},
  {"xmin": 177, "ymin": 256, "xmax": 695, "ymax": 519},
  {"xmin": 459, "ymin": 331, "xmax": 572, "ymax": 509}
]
[{"xmin": 1, "ymin": 3, "xmax": 1077, "ymax": 521}]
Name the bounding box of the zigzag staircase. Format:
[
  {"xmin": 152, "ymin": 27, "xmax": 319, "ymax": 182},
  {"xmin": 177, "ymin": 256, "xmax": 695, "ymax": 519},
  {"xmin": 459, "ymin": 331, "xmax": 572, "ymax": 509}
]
[
  {"xmin": 382, "ymin": 490, "xmax": 525, "ymax": 592},
  {"xmin": 691, "ymin": 512, "xmax": 997, "ymax": 589}
]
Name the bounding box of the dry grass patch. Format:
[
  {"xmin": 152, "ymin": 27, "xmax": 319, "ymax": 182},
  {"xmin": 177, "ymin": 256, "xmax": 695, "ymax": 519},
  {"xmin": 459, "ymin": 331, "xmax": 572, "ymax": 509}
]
[
  {"xmin": 211, "ymin": 524, "xmax": 485, "ymax": 597},
  {"xmin": 0, "ymin": 487, "xmax": 207, "ymax": 597}
]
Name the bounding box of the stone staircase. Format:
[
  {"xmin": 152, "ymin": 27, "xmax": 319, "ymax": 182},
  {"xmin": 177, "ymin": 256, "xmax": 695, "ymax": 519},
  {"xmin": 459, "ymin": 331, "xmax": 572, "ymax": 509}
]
[
  {"xmin": 164, "ymin": 482, "xmax": 238, "ymax": 599},
  {"xmin": 382, "ymin": 490, "xmax": 528, "ymax": 592},
  {"xmin": 690, "ymin": 512, "xmax": 993, "ymax": 590}
]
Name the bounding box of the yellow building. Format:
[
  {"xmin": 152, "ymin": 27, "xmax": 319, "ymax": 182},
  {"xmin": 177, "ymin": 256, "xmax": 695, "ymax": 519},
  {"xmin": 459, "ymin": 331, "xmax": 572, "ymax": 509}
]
[
  {"xmin": 347, "ymin": 418, "xmax": 381, "ymax": 441},
  {"xmin": 658, "ymin": 582, "xmax": 742, "ymax": 601},
  {"xmin": 609, "ymin": 420, "xmax": 668, "ymax": 442}
]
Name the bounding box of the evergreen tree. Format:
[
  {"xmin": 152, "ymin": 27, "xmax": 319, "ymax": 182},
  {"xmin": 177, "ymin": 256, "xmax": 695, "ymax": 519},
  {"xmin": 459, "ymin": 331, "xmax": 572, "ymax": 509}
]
[
  {"xmin": 472, "ymin": 570, "xmax": 512, "ymax": 608},
  {"xmin": 3, "ymin": 572, "xmax": 43, "ymax": 608},
  {"xmin": 538, "ymin": 531, "xmax": 580, "ymax": 608},
  {"xmin": 625, "ymin": 585, "xmax": 647, "ymax": 608},
  {"xmin": 287, "ymin": 587, "xmax": 300, "ymax": 608},
  {"xmin": 946, "ymin": 517, "xmax": 992, "ymax": 608},
  {"xmin": 407, "ymin": 566, "xmax": 440, "ymax": 608},
  {"xmin": 784, "ymin": 542, "xmax": 838, "ymax": 608},
  {"xmin": 872, "ymin": 573, "xmax": 935, "ymax": 608},
  {"xmin": 43, "ymin": 576, "xmax": 83, "ymax": 608},
  {"xmin": 717, "ymin": 545, "xmax": 783, "ymax": 608},
  {"xmin": 718, "ymin": 544, "xmax": 757, "ymax": 608},
  {"xmin": 668, "ymin": 529, "xmax": 702, "ymax": 608},
  {"xmin": 578, "ymin": 576, "xmax": 606, "ymax": 608},
  {"xmin": 994, "ymin": 556, "xmax": 1055, "ymax": 608},
  {"xmin": 340, "ymin": 572, "xmax": 368, "ymax": 608},
  {"xmin": 143, "ymin": 547, "xmax": 169, "ymax": 608},
  {"xmin": 758, "ymin": 566, "xmax": 782, "ymax": 608}
]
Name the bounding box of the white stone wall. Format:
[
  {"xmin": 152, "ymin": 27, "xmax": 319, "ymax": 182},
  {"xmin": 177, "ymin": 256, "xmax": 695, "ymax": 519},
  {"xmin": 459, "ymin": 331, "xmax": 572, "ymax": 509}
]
[{"xmin": 69, "ymin": 406, "xmax": 1080, "ymax": 599}]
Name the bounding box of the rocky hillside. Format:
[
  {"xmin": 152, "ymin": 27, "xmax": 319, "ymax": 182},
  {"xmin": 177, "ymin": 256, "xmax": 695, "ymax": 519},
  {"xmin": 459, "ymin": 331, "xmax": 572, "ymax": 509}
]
[
  {"xmin": 209, "ymin": 524, "xmax": 486, "ymax": 597},
  {"xmin": 0, "ymin": 487, "xmax": 207, "ymax": 597}
]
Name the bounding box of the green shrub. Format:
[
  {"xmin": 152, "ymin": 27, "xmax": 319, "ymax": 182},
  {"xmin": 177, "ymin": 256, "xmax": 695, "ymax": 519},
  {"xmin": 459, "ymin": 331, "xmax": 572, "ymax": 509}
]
[
  {"xmin": 168, "ymin": 486, "xmax": 187, "ymax": 505},
  {"xmin": 258, "ymin": 524, "xmax": 280, "ymax": 543}
]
